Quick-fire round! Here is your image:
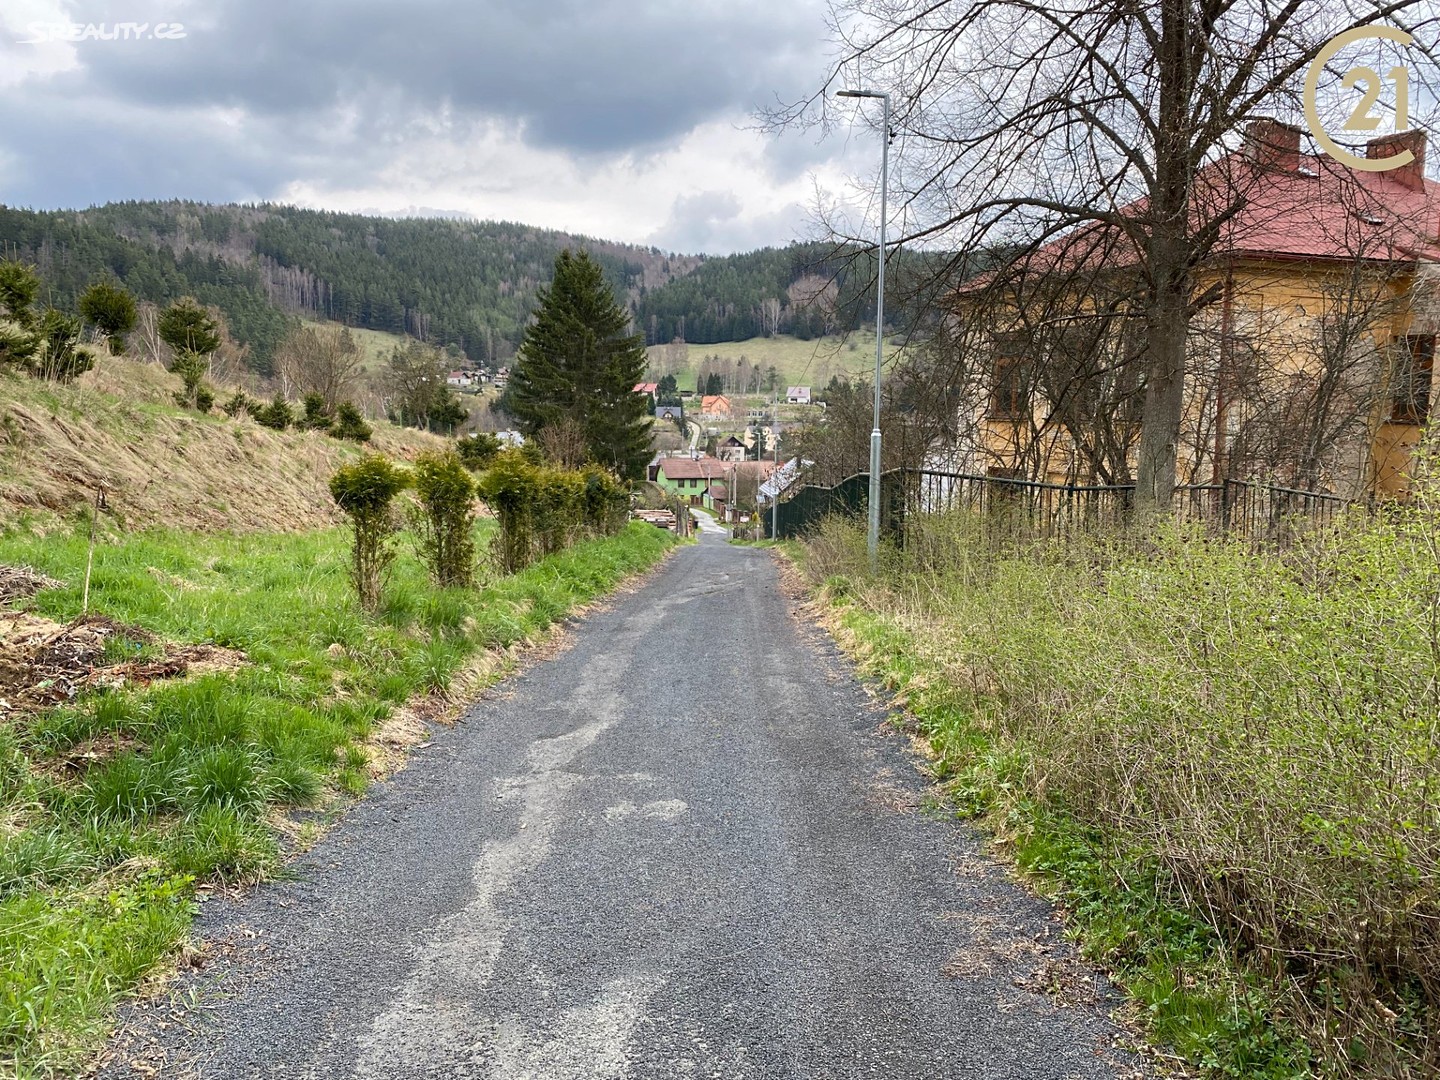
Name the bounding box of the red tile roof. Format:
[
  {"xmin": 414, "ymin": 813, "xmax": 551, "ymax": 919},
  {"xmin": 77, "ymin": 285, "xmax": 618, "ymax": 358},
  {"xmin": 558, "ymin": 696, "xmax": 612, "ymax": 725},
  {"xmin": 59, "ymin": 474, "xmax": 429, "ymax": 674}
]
[{"xmin": 967, "ymin": 126, "xmax": 1440, "ymax": 289}]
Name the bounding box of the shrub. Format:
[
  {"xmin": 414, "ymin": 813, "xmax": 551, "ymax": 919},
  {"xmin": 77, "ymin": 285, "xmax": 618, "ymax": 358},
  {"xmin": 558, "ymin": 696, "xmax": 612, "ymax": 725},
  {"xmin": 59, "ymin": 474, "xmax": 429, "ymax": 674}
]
[
  {"xmin": 300, "ymin": 393, "xmax": 332, "ymax": 431},
  {"xmin": 157, "ymin": 298, "xmax": 220, "ymax": 356},
  {"xmin": 456, "ymin": 431, "xmax": 502, "ymax": 470},
  {"xmin": 78, "ymin": 281, "xmax": 137, "ymax": 355},
  {"xmin": 253, "ymin": 396, "xmax": 293, "ymax": 431},
  {"xmin": 329, "ymin": 455, "xmax": 410, "ymax": 610},
  {"xmin": 329, "ymin": 401, "xmax": 372, "ymax": 442},
  {"xmin": 170, "ymin": 350, "xmax": 212, "ymax": 411},
  {"xmin": 579, "ymin": 465, "xmax": 630, "ymax": 536},
  {"xmin": 474, "ymin": 450, "xmax": 629, "ymax": 572},
  {"xmin": 811, "ymin": 501, "xmax": 1440, "ymax": 1075},
  {"xmin": 222, "ymin": 390, "xmax": 255, "ymax": 418},
  {"xmin": 410, "ymin": 450, "xmax": 477, "ymax": 588}
]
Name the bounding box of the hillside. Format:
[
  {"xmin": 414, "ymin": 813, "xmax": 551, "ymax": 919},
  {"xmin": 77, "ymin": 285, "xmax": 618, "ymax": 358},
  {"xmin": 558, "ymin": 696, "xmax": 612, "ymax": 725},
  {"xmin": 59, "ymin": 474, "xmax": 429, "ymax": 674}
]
[
  {"xmin": 0, "ymin": 203, "xmax": 697, "ymax": 372},
  {"xmin": 0, "ymin": 202, "xmax": 937, "ymax": 382},
  {"xmin": 0, "ymin": 360, "xmax": 448, "ymax": 533}
]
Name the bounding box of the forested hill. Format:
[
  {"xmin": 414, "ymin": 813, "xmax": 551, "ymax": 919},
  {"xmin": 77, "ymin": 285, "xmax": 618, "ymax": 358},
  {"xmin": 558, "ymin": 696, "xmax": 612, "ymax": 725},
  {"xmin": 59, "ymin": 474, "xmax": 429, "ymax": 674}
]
[{"xmin": 0, "ymin": 200, "xmax": 907, "ymax": 374}]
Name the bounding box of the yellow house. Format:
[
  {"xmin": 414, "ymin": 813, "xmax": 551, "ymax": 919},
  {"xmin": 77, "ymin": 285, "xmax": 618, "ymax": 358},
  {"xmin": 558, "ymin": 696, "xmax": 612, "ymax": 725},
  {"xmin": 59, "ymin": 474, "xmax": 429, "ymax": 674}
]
[{"xmin": 958, "ymin": 122, "xmax": 1439, "ymax": 499}]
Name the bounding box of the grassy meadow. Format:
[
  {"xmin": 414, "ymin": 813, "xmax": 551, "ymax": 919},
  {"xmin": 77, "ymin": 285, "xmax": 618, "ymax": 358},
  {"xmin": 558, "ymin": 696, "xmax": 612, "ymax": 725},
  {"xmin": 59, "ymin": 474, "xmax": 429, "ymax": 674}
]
[
  {"xmin": 0, "ymin": 519, "xmax": 675, "ymax": 1076},
  {"xmin": 645, "ymin": 331, "xmax": 907, "ymax": 394},
  {"xmin": 799, "ymin": 501, "xmax": 1440, "ymax": 1078}
]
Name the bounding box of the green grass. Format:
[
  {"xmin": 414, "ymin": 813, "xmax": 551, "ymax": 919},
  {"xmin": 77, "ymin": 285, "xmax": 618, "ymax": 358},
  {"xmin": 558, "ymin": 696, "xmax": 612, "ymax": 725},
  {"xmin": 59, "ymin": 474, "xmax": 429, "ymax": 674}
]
[
  {"xmin": 300, "ymin": 318, "xmax": 410, "ymax": 373},
  {"xmin": 0, "ymin": 519, "xmax": 674, "ymax": 1074},
  {"xmin": 646, "ymin": 331, "xmax": 906, "ymax": 394}
]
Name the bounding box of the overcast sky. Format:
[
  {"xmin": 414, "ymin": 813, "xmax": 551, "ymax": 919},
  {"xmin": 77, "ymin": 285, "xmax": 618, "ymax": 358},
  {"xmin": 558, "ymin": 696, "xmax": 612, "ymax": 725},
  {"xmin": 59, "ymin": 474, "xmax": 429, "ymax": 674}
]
[{"xmin": 0, "ymin": 0, "xmax": 883, "ymax": 254}]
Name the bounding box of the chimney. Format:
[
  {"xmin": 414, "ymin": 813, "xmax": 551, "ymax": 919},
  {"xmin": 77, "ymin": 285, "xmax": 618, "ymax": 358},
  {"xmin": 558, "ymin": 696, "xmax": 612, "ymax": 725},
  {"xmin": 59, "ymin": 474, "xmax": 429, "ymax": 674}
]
[
  {"xmin": 1245, "ymin": 118, "xmax": 1302, "ymax": 173},
  {"xmin": 1367, "ymin": 130, "xmax": 1427, "ymax": 191}
]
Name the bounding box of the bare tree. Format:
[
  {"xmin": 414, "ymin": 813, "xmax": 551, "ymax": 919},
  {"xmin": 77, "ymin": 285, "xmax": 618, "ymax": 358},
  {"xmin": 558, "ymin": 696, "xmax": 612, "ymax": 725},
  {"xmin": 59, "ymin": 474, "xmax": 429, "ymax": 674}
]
[
  {"xmin": 535, "ymin": 416, "xmax": 590, "ymax": 469},
  {"xmin": 275, "ymin": 324, "xmax": 364, "ymax": 410},
  {"xmin": 773, "ymin": 0, "xmax": 1438, "ymax": 512},
  {"xmin": 132, "ymin": 302, "xmax": 167, "ymax": 367}
]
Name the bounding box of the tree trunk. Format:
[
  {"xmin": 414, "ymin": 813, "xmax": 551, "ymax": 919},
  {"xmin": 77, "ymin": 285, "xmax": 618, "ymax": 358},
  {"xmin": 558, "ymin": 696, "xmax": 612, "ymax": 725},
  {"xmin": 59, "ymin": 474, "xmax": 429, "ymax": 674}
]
[
  {"xmin": 1134, "ymin": 0, "xmax": 1192, "ymax": 516},
  {"xmin": 1135, "ymin": 269, "xmax": 1188, "ymax": 511}
]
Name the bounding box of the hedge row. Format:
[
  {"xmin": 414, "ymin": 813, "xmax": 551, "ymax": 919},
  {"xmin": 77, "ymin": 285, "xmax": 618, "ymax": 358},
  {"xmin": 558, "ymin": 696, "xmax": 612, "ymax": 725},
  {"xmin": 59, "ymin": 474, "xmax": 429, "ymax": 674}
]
[{"xmin": 473, "ymin": 450, "xmax": 630, "ymax": 573}]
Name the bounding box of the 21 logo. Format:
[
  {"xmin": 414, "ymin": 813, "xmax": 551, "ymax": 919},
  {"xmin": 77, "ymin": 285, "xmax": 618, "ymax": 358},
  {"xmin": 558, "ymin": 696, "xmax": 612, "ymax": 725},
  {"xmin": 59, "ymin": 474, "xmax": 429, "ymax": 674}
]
[{"xmin": 1303, "ymin": 26, "xmax": 1415, "ymax": 173}]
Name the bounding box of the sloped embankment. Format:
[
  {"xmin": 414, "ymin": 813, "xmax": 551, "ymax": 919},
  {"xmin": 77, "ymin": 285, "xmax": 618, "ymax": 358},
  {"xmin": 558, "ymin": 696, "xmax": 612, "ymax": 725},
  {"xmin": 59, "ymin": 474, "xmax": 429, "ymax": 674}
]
[{"xmin": 0, "ymin": 360, "xmax": 447, "ymax": 533}]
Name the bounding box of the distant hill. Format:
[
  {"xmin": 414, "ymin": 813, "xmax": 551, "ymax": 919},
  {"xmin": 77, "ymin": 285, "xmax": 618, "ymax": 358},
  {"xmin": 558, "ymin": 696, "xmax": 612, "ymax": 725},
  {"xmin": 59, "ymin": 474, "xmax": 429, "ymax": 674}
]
[{"xmin": 0, "ymin": 201, "xmax": 933, "ymax": 377}]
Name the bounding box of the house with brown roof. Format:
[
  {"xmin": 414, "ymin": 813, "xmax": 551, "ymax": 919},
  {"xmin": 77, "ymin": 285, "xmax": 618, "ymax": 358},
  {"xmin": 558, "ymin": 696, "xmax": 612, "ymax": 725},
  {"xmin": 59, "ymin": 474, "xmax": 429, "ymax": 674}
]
[
  {"xmin": 716, "ymin": 435, "xmax": 747, "ymax": 463},
  {"xmin": 652, "ymin": 455, "xmax": 734, "ymax": 509},
  {"xmin": 699, "ymin": 394, "xmax": 734, "ymax": 419},
  {"xmin": 955, "ymin": 122, "xmax": 1440, "ymax": 499}
]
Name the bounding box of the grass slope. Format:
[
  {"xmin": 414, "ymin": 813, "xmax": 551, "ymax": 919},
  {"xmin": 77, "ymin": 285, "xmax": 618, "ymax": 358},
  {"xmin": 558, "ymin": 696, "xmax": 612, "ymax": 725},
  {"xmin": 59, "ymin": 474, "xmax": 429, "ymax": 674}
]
[
  {"xmin": 0, "ymin": 520, "xmax": 675, "ymax": 1076},
  {"xmin": 0, "ymin": 361, "xmax": 447, "ymax": 533},
  {"xmin": 299, "ymin": 319, "xmax": 411, "ymax": 373}
]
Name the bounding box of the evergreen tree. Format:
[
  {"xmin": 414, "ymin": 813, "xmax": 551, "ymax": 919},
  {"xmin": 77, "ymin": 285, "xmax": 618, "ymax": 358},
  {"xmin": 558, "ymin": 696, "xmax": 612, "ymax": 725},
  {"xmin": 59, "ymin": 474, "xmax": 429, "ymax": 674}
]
[
  {"xmin": 158, "ymin": 297, "xmax": 222, "ymax": 355},
  {"xmin": 0, "ymin": 260, "xmax": 41, "ymax": 369},
  {"xmin": 78, "ymin": 280, "xmax": 137, "ymax": 354},
  {"xmin": 509, "ymin": 250, "xmax": 650, "ymax": 481}
]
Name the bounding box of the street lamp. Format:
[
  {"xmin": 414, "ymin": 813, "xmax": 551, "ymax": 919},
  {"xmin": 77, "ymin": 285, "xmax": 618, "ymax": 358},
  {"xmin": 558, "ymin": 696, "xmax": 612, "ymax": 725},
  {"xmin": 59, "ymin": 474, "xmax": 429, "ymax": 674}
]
[{"xmin": 835, "ymin": 87, "xmax": 890, "ymax": 568}]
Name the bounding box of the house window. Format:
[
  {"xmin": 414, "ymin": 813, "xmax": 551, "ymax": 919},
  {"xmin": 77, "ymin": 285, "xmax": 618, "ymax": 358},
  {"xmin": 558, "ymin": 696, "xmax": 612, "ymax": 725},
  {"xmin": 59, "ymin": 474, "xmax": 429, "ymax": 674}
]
[
  {"xmin": 989, "ymin": 334, "xmax": 1030, "ymax": 420},
  {"xmin": 1391, "ymin": 335, "xmax": 1435, "ymax": 424}
]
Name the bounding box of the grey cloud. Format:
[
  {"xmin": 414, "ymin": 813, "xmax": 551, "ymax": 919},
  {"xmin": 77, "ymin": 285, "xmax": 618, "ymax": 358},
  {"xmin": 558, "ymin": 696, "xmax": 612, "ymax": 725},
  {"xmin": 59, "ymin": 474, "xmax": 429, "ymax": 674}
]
[
  {"xmin": 0, "ymin": 0, "xmax": 838, "ymax": 252},
  {"xmin": 48, "ymin": 0, "xmax": 824, "ymax": 154}
]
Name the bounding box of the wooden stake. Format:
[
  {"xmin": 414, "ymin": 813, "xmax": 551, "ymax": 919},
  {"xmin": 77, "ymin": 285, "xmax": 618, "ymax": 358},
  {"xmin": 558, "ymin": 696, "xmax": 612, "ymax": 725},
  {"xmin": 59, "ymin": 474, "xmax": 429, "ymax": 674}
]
[{"xmin": 81, "ymin": 486, "xmax": 105, "ymax": 615}]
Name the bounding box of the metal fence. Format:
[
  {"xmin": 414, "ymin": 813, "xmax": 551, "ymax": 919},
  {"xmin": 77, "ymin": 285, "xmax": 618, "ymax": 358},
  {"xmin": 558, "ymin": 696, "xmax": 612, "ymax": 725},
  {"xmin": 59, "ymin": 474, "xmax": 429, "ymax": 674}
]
[{"xmin": 769, "ymin": 468, "xmax": 1355, "ymax": 544}]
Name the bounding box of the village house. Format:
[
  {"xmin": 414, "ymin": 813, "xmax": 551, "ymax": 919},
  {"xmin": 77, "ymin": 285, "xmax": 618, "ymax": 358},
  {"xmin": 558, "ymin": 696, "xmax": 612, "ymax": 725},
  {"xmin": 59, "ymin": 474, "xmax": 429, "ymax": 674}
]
[
  {"xmin": 700, "ymin": 394, "xmax": 734, "ymax": 420},
  {"xmin": 716, "ymin": 435, "xmax": 747, "ymax": 463},
  {"xmin": 954, "ymin": 123, "xmax": 1440, "ymax": 499},
  {"xmin": 651, "ymin": 455, "xmax": 734, "ymax": 510},
  {"xmin": 786, "ymin": 386, "xmax": 812, "ymax": 405}
]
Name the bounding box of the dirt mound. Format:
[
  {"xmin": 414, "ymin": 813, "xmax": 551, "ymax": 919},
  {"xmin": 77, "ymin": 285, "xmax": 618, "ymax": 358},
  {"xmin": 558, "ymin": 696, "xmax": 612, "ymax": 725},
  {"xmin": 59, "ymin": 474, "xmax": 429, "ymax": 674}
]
[
  {"xmin": 0, "ymin": 565, "xmax": 61, "ymax": 604},
  {"xmin": 0, "ymin": 611, "xmax": 245, "ymax": 718}
]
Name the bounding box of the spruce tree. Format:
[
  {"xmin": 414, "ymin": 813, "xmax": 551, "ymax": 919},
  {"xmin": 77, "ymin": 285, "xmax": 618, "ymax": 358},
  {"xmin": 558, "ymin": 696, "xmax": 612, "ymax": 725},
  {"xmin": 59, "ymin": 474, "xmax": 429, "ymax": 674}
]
[{"xmin": 509, "ymin": 250, "xmax": 650, "ymax": 481}]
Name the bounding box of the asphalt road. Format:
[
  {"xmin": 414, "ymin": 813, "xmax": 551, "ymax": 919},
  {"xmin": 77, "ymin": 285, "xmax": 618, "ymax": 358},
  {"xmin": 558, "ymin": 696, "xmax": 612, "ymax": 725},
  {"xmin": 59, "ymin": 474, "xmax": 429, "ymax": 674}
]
[{"xmin": 102, "ymin": 533, "xmax": 1137, "ymax": 1079}]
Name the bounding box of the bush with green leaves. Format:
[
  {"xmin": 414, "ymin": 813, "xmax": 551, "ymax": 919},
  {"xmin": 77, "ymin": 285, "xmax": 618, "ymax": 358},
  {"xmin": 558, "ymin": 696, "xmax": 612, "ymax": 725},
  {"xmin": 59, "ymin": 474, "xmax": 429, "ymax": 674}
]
[
  {"xmin": 160, "ymin": 299, "xmax": 221, "ymax": 411},
  {"xmin": 0, "ymin": 260, "xmax": 41, "ymax": 370},
  {"xmin": 253, "ymin": 396, "xmax": 293, "ymax": 431},
  {"xmin": 456, "ymin": 431, "xmax": 502, "ymax": 470},
  {"xmin": 30, "ymin": 309, "xmax": 95, "ymax": 383},
  {"xmin": 329, "ymin": 455, "xmax": 410, "ymax": 610},
  {"xmin": 222, "ymin": 390, "xmax": 255, "ymax": 418},
  {"xmin": 475, "ymin": 450, "xmax": 630, "ymax": 572},
  {"xmin": 410, "ymin": 450, "xmax": 477, "ymax": 589},
  {"xmin": 329, "ymin": 401, "xmax": 372, "ymax": 442},
  {"xmin": 300, "ymin": 393, "xmax": 332, "ymax": 431},
  {"xmin": 0, "ymin": 261, "xmax": 94, "ymax": 382},
  {"xmin": 806, "ymin": 487, "xmax": 1440, "ymax": 1076},
  {"xmin": 157, "ymin": 298, "xmax": 221, "ymax": 356},
  {"xmin": 78, "ymin": 281, "xmax": 137, "ymax": 355},
  {"xmin": 170, "ymin": 351, "xmax": 213, "ymax": 411}
]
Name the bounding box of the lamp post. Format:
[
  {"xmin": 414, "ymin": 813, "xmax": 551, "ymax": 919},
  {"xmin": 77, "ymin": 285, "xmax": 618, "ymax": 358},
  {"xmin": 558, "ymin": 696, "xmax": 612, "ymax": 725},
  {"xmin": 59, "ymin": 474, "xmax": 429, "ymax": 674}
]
[{"xmin": 835, "ymin": 87, "xmax": 890, "ymax": 568}]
